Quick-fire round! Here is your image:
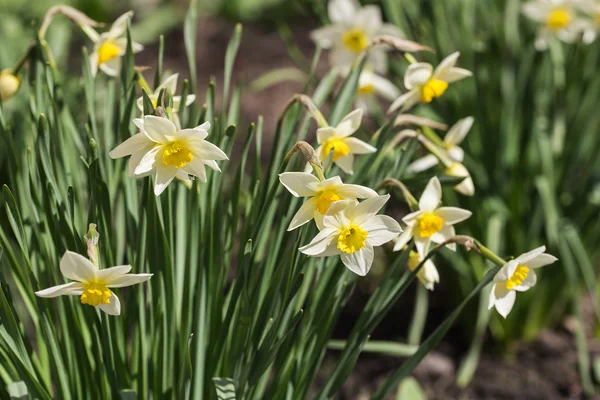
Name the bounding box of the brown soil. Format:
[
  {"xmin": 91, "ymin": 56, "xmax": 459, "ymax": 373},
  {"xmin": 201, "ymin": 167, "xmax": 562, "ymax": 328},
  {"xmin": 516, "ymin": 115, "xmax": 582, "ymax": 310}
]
[{"xmin": 139, "ymin": 16, "xmax": 600, "ymax": 400}]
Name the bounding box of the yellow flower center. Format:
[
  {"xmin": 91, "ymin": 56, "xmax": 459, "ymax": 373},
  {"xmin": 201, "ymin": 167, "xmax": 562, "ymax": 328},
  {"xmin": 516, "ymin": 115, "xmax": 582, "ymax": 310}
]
[
  {"xmin": 408, "ymin": 251, "xmax": 421, "ymax": 271},
  {"xmin": 505, "ymin": 265, "xmax": 529, "ymax": 290},
  {"xmin": 342, "ymin": 28, "xmax": 369, "ymax": 53},
  {"xmin": 314, "ymin": 190, "xmax": 343, "ymax": 215},
  {"xmin": 80, "ymin": 280, "xmax": 111, "ymax": 307},
  {"xmin": 337, "ymin": 224, "xmax": 368, "ymax": 254},
  {"xmin": 420, "ymin": 78, "xmax": 449, "ymax": 103},
  {"xmin": 417, "ymin": 212, "xmax": 444, "ymax": 237},
  {"xmin": 357, "ymin": 83, "xmax": 375, "ymax": 96},
  {"xmin": 546, "ymin": 8, "xmax": 572, "ymax": 30},
  {"xmin": 162, "ymin": 141, "xmax": 194, "ymax": 168},
  {"xmin": 322, "ymin": 138, "xmax": 350, "ymax": 161},
  {"xmin": 97, "ymin": 40, "xmax": 122, "ymax": 65}
]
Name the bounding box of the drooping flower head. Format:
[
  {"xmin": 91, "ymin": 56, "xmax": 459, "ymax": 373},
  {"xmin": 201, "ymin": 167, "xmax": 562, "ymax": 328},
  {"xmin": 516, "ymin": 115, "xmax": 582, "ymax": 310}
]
[
  {"xmin": 84, "ymin": 11, "xmax": 143, "ymax": 77},
  {"xmin": 522, "ymin": 0, "xmax": 587, "ymax": 50},
  {"xmin": 299, "ymin": 195, "xmax": 401, "ymax": 276},
  {"xmin": 393, "ymin": 176, "xmax": 472, "ymax": 256},
  {"xmin": 389, "ymin": 52, "xmax": 471, "ymax": 113},
  {"xmin": 109, "ymin": 116, "xmax": 228, "ymax": 196},
  {"xmin": 310, "ymin": 0, "xmax": 404, "ymax": 73},
  {"xmin": 279, "ymin": 172, "xmax": 377, "ymax": 230},
  {"xmin": 407, "ymin": 250, "xmax": 440, "ymax": 291},
  {"xmin": 315, "ymin": 109, "xmax": 376, "ymax": 174},
  {"xmin": 488, "ymin": 246, "xmax": 558, "ymax": 317}
]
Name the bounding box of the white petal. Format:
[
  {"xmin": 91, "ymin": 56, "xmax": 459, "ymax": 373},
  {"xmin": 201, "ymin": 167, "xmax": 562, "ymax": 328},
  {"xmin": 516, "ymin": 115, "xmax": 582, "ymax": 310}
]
[
  {"xmin": 404, "ymin": 63, "xmax": 433, "ymax": 90},
  {"xmin": 393, "ymin": 226, "xmax": 414, "ymax": 251},
  {"xmin": 105, "ymin": 273, "xmax": 153, "ymax": 288},
  {"xmin": 288, "ymin": 198, "xmax": 317, "ymax": 231},
  {"xmin": 527, "ymin": 253, "xmax": 558, "ymax": 269},
  {"xmin": 370, "ymin": 72, "xmax": 401, "ymax": 101},
  {"xmin": 335, "ymin": 154, "xmax": 355, "ymax": 174},
  {"xmin": 328, "ymin": 0, "xmax": 360, "ymax": 24},
  {"xmin": 445, "ymin": 117, "xmax": 474, "ymax": 146},
  {"xmin": 494, "ymin": 260, "xmax": 519, "ymax": 282},
  {"xmin": 419, "ymin": 176, "xmax": 442, "ymax": 212},
  {"xmin": 142, "ymin": 116, "xmax": 176, "ymax": 143},
  {"xmin": 134, "ymin": 147, "xmax": 160, "ymax": 176},
  {"xmin": 312, "ymin": 176, "xmax": 344, "ymax": 191},
  {"xmin": 402, "ymin": 210, "xmax": 423, "ymax": 224},
  {"xmin": 494, "ymin": 287, "xmax": 516, "ymax": 318},
  {"xmin": 356, "ymin": 5, "xmax": 383, "ymax": 35},
  {"xmin": 513, "ymin": 270, "xmax": 537, "ymax": 292},
  {"xmin": 153, "ymin": 166, "xmax": 177, "ymax": 196},
  {"xmin": 408, "ymin": 154, "xmax": 439, "ymax": 174},
  {"xmin": 60, "ymin": 251, "xmax": 97, "ymax": 282},
  {"xmin": 314, "ymin": 213, "xmax": 325, "ymax": 230},
  {"xmin": 156, "ymin": 73, "xmax": 178, "ymax": 95},
  {"xmin": 99, "ymin": 58, "xmax": 120, "ymax": 77},
  {"xmin": 437, "ymin": 67, "xmax": 472, "ymax": 83},
  {"xmin": 109, "ymin": 133, "xmax": 152, "ymax": 158},
  {"xmin": 336, "ymin": 109, "xmax": 363, "ymax": 137},
  {"xmin": 388, "ymin": 90, "xmax": 420, "ymax": 113},
  {"xmin": 183, "ymin": 158, "xmax": 207, "ymax": 182},
  {"xmin": 335, "ymin": 183, "xmax": 378, "ymax": 199},
  {"xmin": 344, "ymin": 137, "xmax": 377, "ymax": 154},
  {"xmin": 454, "ymin": 174, "xmax": 475, "ymax": 196},
  {"xmin": 347, "ymin": 194, "xmax": 390, "ymax": 225},
  {"xmin": 95, "ymin": 265, "xmax": 132, "ymax": 282},
  {"xmin": 430, "ymin": 224, "xmax": 456, "ymax": 251},
  {"xmin": 362, "ymin": 215, "xmax": 401, "ymax": 246},
  {"xmin": 35, "ymin": 282, "xmax": 84, "ymax": 298},
  {"xmin": 516, "ymin": 246, "xmax": 547, "ymax": 265},
  {"xmin": 128, "ymin": 146, "xmax": 154, "ymax": 178},
  {"xmin": 299, "ymin": 228, "xmax": 339, "ymax": 256},
  {"xmin": 317, "ymin": 127, "xmax": 338, "ymax": 144},
  {"xmin": 310, "ymin": 26, "xmax": 344, "ymax": 49},
  {"xmin": 435, "ymin": 207, "xmax": 472, "ymax": 224},
  {"xmin": 323, "ymin": 200, "xmax": 355, "ymax": 229},
  {"xmin": 188, "ymin": 140, "xmax": 228, "ymax": 161},
  {"xmin": 98, "ymin": 291, "xmax": 121, "ymax": 316},
  {"xmin": 108, "ymin": 11, "xmax": 133, "ymax": 38},
  {"xmin": 203, "ymin": 160, "xmax": 221, "ymax": 172},
  {"xmin": 414, "ymin": 237, "xmax": 431, "ymax": 258},
  {"xmin": 340, "ymin": 245, "xmax": 374, "ymax": 276},
  {"xmin": 433, "ymin": 52, "xmax": 460, "ymax": 78},
  {"xmin": 279, "ymin": 172, "xmax": 320, "ymax": 197},
  {"xmin": 522, "ymin": 2, "xmax": 550, "ymax": 21},
  {"xmin": 447, "ymin": 146, "xmax": 464, "ymax": 162},
  {"xmin": 488, "ymin": 283, "xmax": 498, "ymax": 309}
]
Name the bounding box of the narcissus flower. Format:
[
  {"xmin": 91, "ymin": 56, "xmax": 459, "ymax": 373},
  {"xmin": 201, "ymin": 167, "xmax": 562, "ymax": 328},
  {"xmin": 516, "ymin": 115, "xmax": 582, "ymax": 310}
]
[
  {"xmin": 279, "ymin": 172, "xmax": 377, "ymax": 230},
  {"xmin": 408, "ymin": 117, "xmax": 474, "ymax": 173},
  {"xmin": 136, "ymin": 73, "xmax": 196, "ymax": 128},
  {"xmin": 393, "ymin": 176, "xmax": 471, "ymax": 256},
  {"xmin": 109, "ymin": 116, "xmax": 228, "ymax": 196},
  {"xmin": 299, "ymin": 195, "xmax": 401, "ymax": 276},
  {"xmin": 444, "ymin": 161, "xmax": 475, "ymax": 196},
  {"xmin": 522, "ymin": 0, "xmax": 586, "ymax": 50},
  {"xmin": 316, "ymin": 109, "xmax": 376, "ymax": 174},
  {"xmin": 354, "ymin": 70, "xmax": 401, "ymax": 113},
  {"xmin": 35, "ymin": 251, "xmax": 152, "ymax": 316},
  {"xmin": 407, "ymin": 250, "xmax": 440, "ymax": 290},
  {"xmin": 488, "ymin": 246, "xmax": 558, "ymax": 318},
  {"xmin": 0, "ymin": 69, "xmax": 20, "ymax": 101},
  {"xmin": 389, "ymin": 52, "xmax": 471, "ymax": 113},
  {"xmin": 310, "ymin": 0, "xmax": 403, "ymax": 73},
  {"xmin": 84, "ymin": 11, "xmax": 143, "ymax": 77},
  {"xmin": 577, "ymin": 1, "xmax": 600, "ymax": 43}
]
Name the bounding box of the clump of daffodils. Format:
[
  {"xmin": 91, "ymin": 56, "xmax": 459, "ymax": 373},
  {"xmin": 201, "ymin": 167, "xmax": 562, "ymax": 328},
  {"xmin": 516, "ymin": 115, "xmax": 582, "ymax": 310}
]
[
  {"xmin": 35, "ymin": 225, "xmax": 152, "ymax": 316},
  {"xmin": 489, "ymin": 246, "xmax": 558, "ymax": 317},
  {"xmin": 310, "ymin": 0, "xmax": 403, "ymax": 73},
  {"xmin": 109, "ymin": 115, "xmax": 228, "ymax": 196}
]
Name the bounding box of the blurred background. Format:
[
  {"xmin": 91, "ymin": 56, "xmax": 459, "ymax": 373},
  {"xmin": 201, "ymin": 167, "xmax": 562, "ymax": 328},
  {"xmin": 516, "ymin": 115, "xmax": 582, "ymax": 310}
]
[{"xmin": 2, "ymin": 0, "xmax": 600, "ymax": 398}]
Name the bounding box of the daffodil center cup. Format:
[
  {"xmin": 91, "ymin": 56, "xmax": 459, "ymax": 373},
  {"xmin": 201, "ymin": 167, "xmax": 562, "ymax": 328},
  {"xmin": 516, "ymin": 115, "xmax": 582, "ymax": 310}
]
[
  {"xmin": 417, "ymin": 212, "xmax": 444, "ymax": 237},
  {"xmin": 357, "ymin": 83, "xmax": 375, "ymax": 96},
  {"xmin": 337, "ymin": 224, "xmax": 368, "ymax": 254},
  {"xmin": 162, "ymin": 140, "xmax": 194, "ymax": 168},
  {"xmin": 505, "ymin": 265, "xmax": 529, "ymax": 290},
  {"xmin": 420, "ymin": 79, "xmax": 448, "ymax": 103},
  {"xmin": 315, "ymin": 190, "xmax": 343, "ymax": 214},
  {"xmin": 97, "ymin": 40, "xmax": 122, "ymax": 65},
  {"xmin": 80, "ymin": 280, "xmax": 111, "ymax": 306},
  {"xmin": 546, "ymin": 8, "xmax": 572, "ymax": 30},
  {"xmin": 342, "ymin": 28, "xmax": 369, "ymax": 53},
  {"xmin": 322, "ymin": 138, "xmax": 350, "ymax": 161}
]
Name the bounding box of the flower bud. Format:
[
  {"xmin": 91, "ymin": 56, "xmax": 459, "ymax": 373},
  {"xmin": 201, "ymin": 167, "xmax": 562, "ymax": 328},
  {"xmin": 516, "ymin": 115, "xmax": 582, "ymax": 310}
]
[{"xmin": 0, "ymin": 69, "xmax": 20, "ymax": 101}]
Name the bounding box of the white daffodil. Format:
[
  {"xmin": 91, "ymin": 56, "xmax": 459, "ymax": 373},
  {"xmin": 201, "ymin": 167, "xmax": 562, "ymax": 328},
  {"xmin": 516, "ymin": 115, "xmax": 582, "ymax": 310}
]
[
  {"xmin": 354, "ymin": 70, "xmax": 401, "ymax": 113},
  {"xmin": 279, "ymin": 172, "xmax": 377, "ymax": 230},
  {"xmin": 316, "ymin": 109, "xmax": 376, "ymax": 174},
  {"xmin": 408, "ymin": 117, "xmax": 474, "ymax": 174},
  {"xmin": 109, "ymin": 115, "xmax": 228, "ymax": 196},
  {"xmin": 35, "ymin": 251, "xmax": 152, "ymax": 316},
  {"xmin": 522, "ymin": 0, "xmax": 586, "ymax": 50},
  {"xmin": 299, "ymin": 195, "xmax": 401, "ymax": 276},
  {"xmin": 576, "ymin": 1, "xmax": 600, "ymax": 43},
  {"xmin": 310, "ymin": 0, "xmax": 404, "ymax": 73},
  {"xmin": 393, "ymin": 176, "xmax": 471, "ymax": 257},
  {"xmin": 84, "ymin": 11, "xmax": 143, "ymax": 77},
  {"xmin": 136, "ymin": 73, "xmax": 196, "ymax": 128},
  {"xmin": 444, "ymin": 161, "xmax": 475, "ymax": 196},
  {"xmin": 407, "ymin": 250, "xmax": 439, "ymax": 290},
  {"xmin": 389, "ymin": 52, "xmax": 471, "ymax": 113},
  {"xmin": 488, "ymin": 246, "xmax": 558, "ymax": 318}
]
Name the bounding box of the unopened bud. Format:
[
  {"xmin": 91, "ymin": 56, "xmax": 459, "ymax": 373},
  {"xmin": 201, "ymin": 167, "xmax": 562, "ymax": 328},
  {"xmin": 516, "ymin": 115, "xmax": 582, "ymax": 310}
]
[{"xmin": 0, "ymin": 70, "xmax": 20, "ymax": 101}]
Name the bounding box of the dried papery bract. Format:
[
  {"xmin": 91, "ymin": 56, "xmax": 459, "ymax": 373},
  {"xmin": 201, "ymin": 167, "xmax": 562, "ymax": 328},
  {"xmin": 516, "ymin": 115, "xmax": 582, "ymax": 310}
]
[
  {"xmin": 38, "ymin": 5, "xmax": 104, "ymax": 39},
  {"xmin": 393, "ymin": 114, "xmax": 448, "ymax": 131}
]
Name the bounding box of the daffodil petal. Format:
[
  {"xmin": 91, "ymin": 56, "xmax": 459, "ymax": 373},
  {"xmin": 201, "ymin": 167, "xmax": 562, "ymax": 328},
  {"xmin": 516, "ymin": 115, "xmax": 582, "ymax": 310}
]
[
  {"xmin": 404, "ymin": 63, "xmax": 433, "ymax": 90},
  {"xmin": 435, "ymin": 207, "xmax": 472, "ymax": 224},
  {"xmin": 288, "ymin": 198, "xmax": 317, "ymax": 231},
  {"xmin": 106, "ymin": 273, "xmax": 153, "ymax": 288},
  {"xmin": 279, "ymin": 172, "xmax": 320, "ymax": 197},
  {"xmin": 35, "ymin": 282, "xmax": 84, "ymax": 298},
  {"xmin": 109, "ymin": 133, "xmax": 152, "ymax": 158},
  {"xmin": 98, "ymin": 290, "xmax": 121, "ymax": 316},
  {"xmin": 418, "ymin": 176, "xmax": 442, "ymax": 212},
  {"xmin": 340, "ymin": 244, "xmax": 374, "ymax": 276},
  {"xmin": 153, "ymin": 166, "xmax": 177, "ymax": 196},
  {"xmin": 60, "ymin": 251, "xmax": 97, "ymax": 282},
  {"xmin": 143, "ymin": 116, "xmax": 176, "ymax": 143},
  {"xmin": 527, "ymin": 253, "xmax": 558, "ymax": 268},
  {"xmin": 347, "ymin": 194, "xmax": 389, "ymax": 225},
  {"xmin": 362, "ymin": 215, "xmax": 401, "ymax": 246},
  {"xmin": 96, "ymin": 265, "xmax": 132, "ymax": 282},
  {"xmin": 299, "ymin": 227, "xmax": 339, "ymax": 256},
  {"xmin": 344, "ymin": 137, "xmax": 377, "ymax": 154}
]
